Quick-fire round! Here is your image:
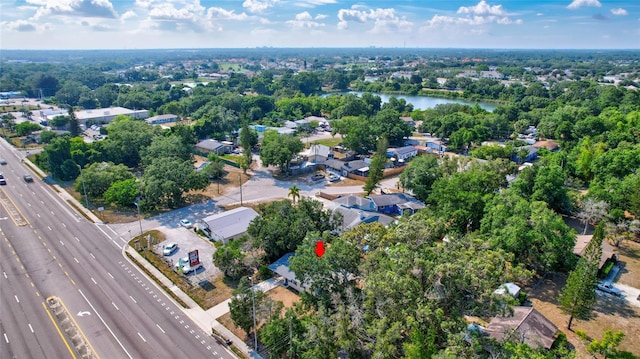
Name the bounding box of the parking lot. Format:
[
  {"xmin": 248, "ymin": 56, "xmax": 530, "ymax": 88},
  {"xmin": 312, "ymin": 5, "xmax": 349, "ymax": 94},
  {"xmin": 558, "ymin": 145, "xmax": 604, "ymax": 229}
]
[{"xmin": 154, "ymin": 225, "xmax": 221, "ymax": 282}]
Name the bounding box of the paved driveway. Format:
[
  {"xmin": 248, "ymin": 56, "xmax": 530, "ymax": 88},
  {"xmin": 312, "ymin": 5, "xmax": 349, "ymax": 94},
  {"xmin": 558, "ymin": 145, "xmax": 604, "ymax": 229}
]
[{"xmin": 155, "ymin": 226, "xmax": 221, "ymax": 280}]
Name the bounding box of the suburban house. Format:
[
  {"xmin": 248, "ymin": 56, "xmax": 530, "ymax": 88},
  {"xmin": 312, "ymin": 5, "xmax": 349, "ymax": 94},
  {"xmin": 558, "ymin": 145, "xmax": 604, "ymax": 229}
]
[
  {"xmin": 323, "ymin": 159, "xmax": 370, "ymax": 177},
  {"xmin": 513, "ymin": 145, "xmax": 539, "ymax": 163},
  {"xmin": 368, "ymin": 193, "xmax": 426, "ymax": 216},
  {"xmin": 145, "ymin": 114, "xmax": 179, "ymax": 125},
  {"xmin": 573, "ymin": 234, "xmax": 616, "ymax": 270},
  {"xmin": 268, "ymin": 253, "xmax": 308, "ymax": 293},
  {"xmin": 196, "ymin": 207, "xmax": 260, "ymax": 244},
  {"xmin": 195, "ymin": 139, "xmax": 233, "ymax": 155},
  {"xmin": 532, "ymin": 140, "xmax": 560, "ymax": 152},
  {"xmin": 400, "ymin": 116, "xmax": 416, "ymax": 128},
  {"xmin": 387, "ymin": 146, "xmax": 418, "ymax": 161},
  {"xmin": 332, "ymin": 193, "xmax": 425, "ymax": 216},
  {"xmin": 305, "ymin": 144, "xmax": 332, "ymax": 164},
  {"xmin": 330, "ymin": 206, "xmax": 395, "ymax": 233},
  {"xmin": 74, "ymin": 107, "xmax": 149, "ymax": 126},
  {"xmin": 484, "ymin": 306, "xmax": 558, "ymax": 349},
  {"xmin": 424, "ymin": 138, "xmax": 448, "ymax": 153}
]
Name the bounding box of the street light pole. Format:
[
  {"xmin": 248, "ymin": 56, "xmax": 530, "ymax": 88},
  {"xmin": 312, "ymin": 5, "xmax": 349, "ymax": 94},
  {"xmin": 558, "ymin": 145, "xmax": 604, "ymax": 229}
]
[
  {"xmin": 249, "ymin": 276, "xmax": 257, "ymax": 352},
  {"xmin": 239, "ymin": 174, "xmax": 243, "ymax": 206},
  {"xmin": 78, "ymin": 164, "xmax": 89, "ymax": 208}
]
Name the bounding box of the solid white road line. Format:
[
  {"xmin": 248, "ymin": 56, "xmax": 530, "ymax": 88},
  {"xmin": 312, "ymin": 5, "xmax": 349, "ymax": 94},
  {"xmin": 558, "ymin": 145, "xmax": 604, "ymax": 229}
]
[{"xmin": 78, "ymin": 289, "xmax": 132, "ymax": 359}]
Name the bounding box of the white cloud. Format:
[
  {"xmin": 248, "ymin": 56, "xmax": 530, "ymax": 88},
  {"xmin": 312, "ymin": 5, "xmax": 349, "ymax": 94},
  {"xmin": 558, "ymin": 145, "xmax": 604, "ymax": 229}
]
[
  {"xmin": 242, "ymin": 0, "xmax": 278, "ymax": 13},
  {"xmin": 142, "ymin": 0, "xmax": 213, "ymax": 32},
  {"xmin": 315, "ymin": 14, "xmax": 327, "ymax": 20},
  {"xmin": 458, "ymin": 0, "xmax": 507, "ymax": 17},
  {"xmin": 286, "ymin": 11, "xmax": 325, "ymax": 28},
  {"xmin": 292, "ymin": 0, "xmax": 336, "ymax": 8},
  {"xmin": 610, "ymin": 8, "xmax": 628, "ymax": 16},
  {"xmin": 337, "ymin": 7, "xmax": 412, "ymax": 32},
  {"xmin": 2, "ymin": 19, "xmax": 38, "ymax": 32},
  {"xmin": 567, "ymin": 0, "xmax": 601, "ymax": 10},
  {"xmin": 29, "ymin": 0, "xmax": 118, "ymax": 20},
  {"xmin": 423, "ymin": 1, "xmax": 521, "ymax": 28},
  {"xmin": 120, "ymin": 10, "xmax": 137, "ymax": 22},
  {"xmin": 207, "ymin": 7, "xmax": 248, "ymax": 20}
]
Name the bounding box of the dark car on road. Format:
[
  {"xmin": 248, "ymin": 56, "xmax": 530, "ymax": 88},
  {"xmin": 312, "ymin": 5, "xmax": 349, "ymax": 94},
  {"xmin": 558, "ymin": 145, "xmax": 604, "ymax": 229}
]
[{"xmin": 23, "ymin": 174, "xmax": 34, "ymax": 183}]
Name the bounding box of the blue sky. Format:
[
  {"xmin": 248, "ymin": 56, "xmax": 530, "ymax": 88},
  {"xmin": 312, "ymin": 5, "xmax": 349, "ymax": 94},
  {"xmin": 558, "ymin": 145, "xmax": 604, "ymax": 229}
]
[{"xmin": 1, "ymin": 0, "xmax": 638, "ymax": 49}]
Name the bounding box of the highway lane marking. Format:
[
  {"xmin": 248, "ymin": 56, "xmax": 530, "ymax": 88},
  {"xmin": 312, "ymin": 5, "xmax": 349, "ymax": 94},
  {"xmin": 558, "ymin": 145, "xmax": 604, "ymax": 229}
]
[
  {"xmin": 90, "ymin": 253, "xmax": 95, "ymax": 259},
  {"xmin": 47, "ymin": 225, "xmax": 52, "ymax": 231},
  {"xmin": 50, "ymin": 211, "xmax": 54, "ymax": 215},
  {"xmin": 91, "ymin": 277, "xmax": 97, "ymax": 284},
  {"xmin": 41, "ymin": 189, "xmax": 81, "ymax": 223},
  {"xmin": 14, "ymin": 295, "xmax": 19, "ymax": 303},
  {"xmin": 129, "ymin": 296, "xmax": 137, "ymax": 304},
  {"xmin": 2, "ymin": 272, "xmax": 6, "ymax": 278},
  {"xmin": 55, "ymin": 296, "xmax": 100, "ymax": 359},
  {"xmin": 156, "ymin": 324, "xmax": 165, "ymax": 334},
  {"xmin": 74, "ymin": 257, "xmax": 79, "ymax": 263},
  {"xmin": 94, "ymin": 224, "xmax": 123, "ymax": 249},
  {"xmin": 58, "ymin": 263, "xmax": 62, "ymax": 268},
  {"xmin": 30, "ymin": 282, "xmax": 34, "ymax": 287},
  {"xmin": 62, "ymin": 223, "xmax": 66, "ymax": 228},
  {"xmin": 28, "ymin": 323, "xmax": 34, "ymax": 333},
  {"xmin": 3, "ymin": 333, "xmax": 8, "ymax": 343},
  {"xmin": 37, "ymin": 213, "xmax": 40, "ymax": 218},
  {"xmin": 60, "ymin": 240, "xmax": 64, "ymax": 246},
  {"xmin": 107, "ymin": 272, "xmax": 114, "ymax": 279},
  {"xmin": 70, "ymin": 279, "xmax": 76, "ymax": 285},
  {"xmin": 41, "ymin": 302, "xmax": 77, "ymax": 359},
  {"xmin": 75, "ymin": 236, "xmax": 79, "ymax": 242},
  {"xmin": 112, "ymin": 302, "xmax": 119, "ymax": 310},
  {"xmin": 78, "ymin": 289, "xmax": 132, "ymax": 359},
  {"xmin": 137, "ymin": 332, "xmax": 147, "ymax": 343}
]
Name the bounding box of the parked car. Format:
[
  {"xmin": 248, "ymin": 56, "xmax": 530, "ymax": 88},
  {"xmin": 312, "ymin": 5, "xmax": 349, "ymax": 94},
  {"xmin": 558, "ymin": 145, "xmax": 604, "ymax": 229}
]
[
  {"xmin": 311, "ymin": 172, "xmax": 325, "ymax": 181},
  {"xmin": 328, "ymin": 174, "xmax": 340, "ymax": 182},
  {"xmin": 182, "ymin": 262, "xmax": 203, "ymax": 274},
  {"xmin": 0, "ymin": 159, "xmax": 6, "ymax": 165},
  {"xmin": 162, "ymin": 242, "xmax": 178, "ymax": 256},
  {"xmin": 179, "ymin": 219, "xmax": 193, "ymax": 228},
  {"xmin": 175, "ymin": 257, "xmax": 189, "ymax": 271},
  {"xmin": 597, "ymin": 282, "xmax": 622, "ymax": 297},
  {"xmin": 23, "ymin": 174, "xmax": 33, "ymax": 183}
]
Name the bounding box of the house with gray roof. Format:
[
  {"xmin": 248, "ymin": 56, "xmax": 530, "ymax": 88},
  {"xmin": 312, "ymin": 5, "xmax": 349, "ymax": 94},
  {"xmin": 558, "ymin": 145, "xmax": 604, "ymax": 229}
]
[
  {"xmin": 196, "ymin": 207, "xmax": 260, "ymax": 244},
  {"xmin": 323, "ymin": 159, "xmax": 370, "ymax": 177},
  {"xmin": 331, "ymin": 206, "xmax": 395, "ymax": 233},
  {"xmin": 195, "ymin": 139, "xmax": 233, "ymax": 155},
  {"xmin": 388, "ymin": 146, "xmax": 418, "ymax": 161},
  {"xmin": 368, "ymin": 193, "xmax": 426, "ymax": 215},
  {"xmin": 268, "ymin": 253, "xmax": 308, "ymax": 293}
]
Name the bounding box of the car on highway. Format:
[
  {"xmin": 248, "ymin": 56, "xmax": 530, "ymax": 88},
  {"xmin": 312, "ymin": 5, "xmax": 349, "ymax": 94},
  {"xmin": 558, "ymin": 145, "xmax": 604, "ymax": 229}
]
[
  {"xmin": 23, "ymin": 174, "xmax": 33, "ymax": 183},
  {"xmin": 0, "ymin": 176, "xmax": 5, "ymax": 185},
  {"xmin": 0, "ymin": 159, "xmax": 6, "ymax": 165},
  {"xmin": 181, "ymin": 262, "xmax": 203, "ymax": 274},
  {"xmin": 179, "ymin": 219, "xmax": 193, "ymax": 228},
  {"xmin": 162, "ymin": 242, "xmax": 178, "ymax": 256}
]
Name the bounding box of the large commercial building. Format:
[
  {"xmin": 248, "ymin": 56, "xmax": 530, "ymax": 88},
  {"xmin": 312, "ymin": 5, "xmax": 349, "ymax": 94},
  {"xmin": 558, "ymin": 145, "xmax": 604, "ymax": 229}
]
[{"xmin": 74, "ymin": 107, "xmax": 148, "ymax": 126}]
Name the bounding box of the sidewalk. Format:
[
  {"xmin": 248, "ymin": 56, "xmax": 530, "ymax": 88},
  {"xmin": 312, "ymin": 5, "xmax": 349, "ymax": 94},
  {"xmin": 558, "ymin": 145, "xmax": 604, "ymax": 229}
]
[{"xmin": 124, "ymin": 245, "xmax": 281, "ymax": 359}]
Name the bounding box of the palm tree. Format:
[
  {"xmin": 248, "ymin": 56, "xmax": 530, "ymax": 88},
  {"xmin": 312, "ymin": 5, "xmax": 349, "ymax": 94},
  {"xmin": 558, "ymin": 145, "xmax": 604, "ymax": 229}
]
[{"xmin": 288, "ymin": 184, "xmax": 300, "ymax": 204}]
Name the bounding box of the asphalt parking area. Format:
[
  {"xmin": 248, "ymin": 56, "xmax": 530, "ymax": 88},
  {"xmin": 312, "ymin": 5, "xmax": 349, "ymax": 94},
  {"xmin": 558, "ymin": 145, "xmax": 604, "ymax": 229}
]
[{"xmin": 155, "ymin": 225, "xmax": 221, "ymax": 281}]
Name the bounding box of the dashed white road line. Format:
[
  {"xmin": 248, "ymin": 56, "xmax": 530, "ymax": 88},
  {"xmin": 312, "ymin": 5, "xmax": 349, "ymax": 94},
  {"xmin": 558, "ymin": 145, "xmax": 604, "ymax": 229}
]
[
  {"xmin": 91, "ymin": 277, "xmax": 97, "ymax": 285},
  {"xmin": 3, "ymin": 333, "xmax": 8, "ymax": 343},
  {"xmin": 59, "ymin": 240, "xmax": 64, "ymax": 246},
  {"xmin": 14, "ymin": 295, "xmax": 19, "ymax": 303},
  {"xmin": 107, "ymin": 272, "xmax": 114, "ymax": 279},
  {"xmin": 74, "ymin": 257, "xmax": 79, "ymax": 263},
  {"xmin": 112, "ymin": 302, "xmax": 119, "ymax": 310},
  {"xmin": 3, "ymin": 272, "xmax": 7, "ymax": 279},
  {"xmin": 90, "ymin": 253, "xmax": 95, "ymax": 259},
  {"xmin": 137, "ymin": 332, "xmax": 146, "ymax": 343},
  {"xmin": 156, "ymin": 324, "xmax": 165, "ymax": 334},
  {"xmin": 129, "ymin": 296, "xmax": 137, "ymax": 304}
]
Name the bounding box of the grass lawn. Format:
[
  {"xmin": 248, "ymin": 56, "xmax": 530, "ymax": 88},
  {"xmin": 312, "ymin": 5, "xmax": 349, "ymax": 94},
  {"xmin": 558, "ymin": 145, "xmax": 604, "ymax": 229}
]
[{"xmin": 310, "ymin": 137, "xmax": 342, "ymax": 148}]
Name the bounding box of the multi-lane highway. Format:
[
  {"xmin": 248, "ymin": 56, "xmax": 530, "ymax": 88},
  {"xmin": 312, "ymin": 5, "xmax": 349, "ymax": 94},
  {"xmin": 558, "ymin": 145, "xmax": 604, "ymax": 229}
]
[{"xmin": 0, "ymin": 141, "xmax": 235, "ymax": 359}]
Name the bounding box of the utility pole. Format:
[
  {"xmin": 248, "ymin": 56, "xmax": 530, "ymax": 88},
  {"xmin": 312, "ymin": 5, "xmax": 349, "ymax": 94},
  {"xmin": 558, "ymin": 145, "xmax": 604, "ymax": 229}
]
[
  {"xmin": 239, "ymin": 174, "xmax": 243, "ymax": 206},
  {"xmin": 249, "ymin": 276, "xmax": 257, "ymax": 352},
  {"xmin": 289, "ymin": 315, "xmax": 293, "ymax": 357},
  {"xmin": 78, "ymin": 164, "xmax": 89, "ymax": 208}
]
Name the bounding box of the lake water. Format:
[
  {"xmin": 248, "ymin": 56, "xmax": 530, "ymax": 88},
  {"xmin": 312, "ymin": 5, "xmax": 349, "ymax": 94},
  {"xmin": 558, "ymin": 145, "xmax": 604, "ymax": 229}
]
[{"xmin": 340, "ymin": 91, "xmax": 497, "ymax": 112}]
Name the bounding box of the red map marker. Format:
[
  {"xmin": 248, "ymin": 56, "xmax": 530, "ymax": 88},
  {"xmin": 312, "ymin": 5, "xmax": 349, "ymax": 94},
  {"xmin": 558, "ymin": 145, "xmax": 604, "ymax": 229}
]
[{"xmin": 315, "ymin": 241, "xmax": 325, "ymax": 258}]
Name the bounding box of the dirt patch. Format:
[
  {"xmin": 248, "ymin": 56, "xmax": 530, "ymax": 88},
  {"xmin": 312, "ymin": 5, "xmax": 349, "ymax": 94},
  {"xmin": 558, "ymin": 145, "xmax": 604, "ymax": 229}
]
[
  {"xmin": 265, "ymin": 286, "xmax": 300, "ymax": 310},
  {"xmin": 617, "ymin": 240, "xmax": 640, "ymax": 289},
  {"xmin": 218, "ymin": 312, "xmax": 248, "ymax": 342},
  {"xmin": 528, "ymin": 271, "xmax": 640, "ymax": 357}
]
